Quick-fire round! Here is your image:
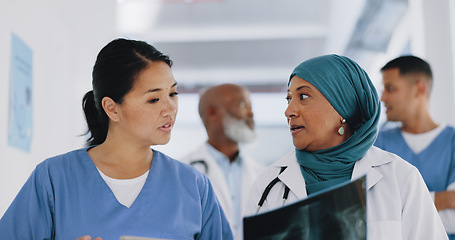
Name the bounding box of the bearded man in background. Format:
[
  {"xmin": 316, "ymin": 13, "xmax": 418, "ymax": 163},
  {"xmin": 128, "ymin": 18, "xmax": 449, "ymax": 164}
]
[{"xmin": 181, "ymin": 83, "xmax": 264, "ymax": 237}]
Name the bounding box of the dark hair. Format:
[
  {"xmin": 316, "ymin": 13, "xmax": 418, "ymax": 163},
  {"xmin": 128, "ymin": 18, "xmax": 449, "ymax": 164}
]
[
  {"xmin": 82, "ymin": 38, "xmax": 172, "ymax": 146},
  {"xmin": 381, "ymin": 55, "xmax": 433, "ymax": 80}
]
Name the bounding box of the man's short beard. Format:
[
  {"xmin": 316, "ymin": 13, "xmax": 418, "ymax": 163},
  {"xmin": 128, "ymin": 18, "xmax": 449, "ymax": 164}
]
[{"xmin": 223, "ymin": 114, "xmax": 256, "ymax": 143}]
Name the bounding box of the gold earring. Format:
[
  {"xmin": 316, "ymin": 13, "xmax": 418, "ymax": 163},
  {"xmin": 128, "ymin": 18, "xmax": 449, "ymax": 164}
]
[{"xmin": 338, "ymin": 119, "xmax": 346, "ymax": 136}]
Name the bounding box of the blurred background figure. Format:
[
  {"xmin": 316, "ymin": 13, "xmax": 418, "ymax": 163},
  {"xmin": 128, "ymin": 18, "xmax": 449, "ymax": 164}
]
[
  {"xmin": 375, "ymin": 55, "xmax": 455, "ymax": 240},
  {"xmin": 181, "ymin": 83, "xmax": 264, "ymax": 236}
]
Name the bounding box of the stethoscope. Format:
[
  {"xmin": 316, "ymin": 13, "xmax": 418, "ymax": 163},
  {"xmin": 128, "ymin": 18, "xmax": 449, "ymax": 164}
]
[
  {"xmin": 256, "ymin": 166, "xmax": 291, "ymax": 213},
  {"xmin": 191, "ymin": 159, "xmax": 291, "ymax": 213},
  {"xmin": 189, "ymin": 160, "xmax": 209, "ymax": 174}
]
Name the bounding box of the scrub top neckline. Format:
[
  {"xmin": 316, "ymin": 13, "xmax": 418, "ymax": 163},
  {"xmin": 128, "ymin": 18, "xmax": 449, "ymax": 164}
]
[
  {"xmin": 81, "ymin": 147, "xmax": 158, "ymax": 209},
  {"xmin": 398, "ymin": 126, "xmax": 449, "ymax": 158}
]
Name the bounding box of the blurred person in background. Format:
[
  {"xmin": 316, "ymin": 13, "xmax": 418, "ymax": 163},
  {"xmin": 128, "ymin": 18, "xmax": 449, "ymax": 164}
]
[
  {"xmin": 181, "ymin": 83, "xmax": 264, "ymax": 236},
  {"xmin": 375, "ymin": 55, "xmax": 455, "ymax": 240}
]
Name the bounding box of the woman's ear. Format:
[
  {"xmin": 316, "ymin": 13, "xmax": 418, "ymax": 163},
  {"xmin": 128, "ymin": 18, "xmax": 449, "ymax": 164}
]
[{"xmin": 101, "ymin": 97, "xmax": 120, "ymax": 122}]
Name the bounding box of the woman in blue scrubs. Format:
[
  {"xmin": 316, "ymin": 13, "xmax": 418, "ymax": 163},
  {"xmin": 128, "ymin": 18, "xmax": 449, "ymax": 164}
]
[{"xmin": 0, "ymin": 38, "xmax": 233, "ymax": 240}]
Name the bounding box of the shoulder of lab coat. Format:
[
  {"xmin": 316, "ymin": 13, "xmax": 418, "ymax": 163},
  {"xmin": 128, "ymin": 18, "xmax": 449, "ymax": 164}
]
[
  {"xmin": 181, "ymin": 143, "xmax": 265, "ymax": 235},
  {"xmin": 243, "ymin": 149, "xmax": 304, "ymax": 216},
  {"xmin": 244, "ymin": 146, "xmax": 448, "ymax": 240},
  {"xmin": 239, "ymin": 150, "xmax": 265, "ymax": 207},
  {"xmin": 180, "ymin": 143, "xmax": 233, "ymax": 215},
  {"xmin": 181, "ymin": 143, "xmax": 264, "ymax": 201}
]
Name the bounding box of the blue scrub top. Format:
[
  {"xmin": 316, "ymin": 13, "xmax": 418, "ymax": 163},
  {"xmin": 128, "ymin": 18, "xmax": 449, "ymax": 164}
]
[
  {"xmin": 375, "ymin": 126, "xmax": 455, "ymax": 240},
  {"xmin": 0, "ymin": 148, "xmax": 233, "ymax": 240},
  {"xmin": 375, "ymin": 126, "xmax": 455, "ymax": 192}
]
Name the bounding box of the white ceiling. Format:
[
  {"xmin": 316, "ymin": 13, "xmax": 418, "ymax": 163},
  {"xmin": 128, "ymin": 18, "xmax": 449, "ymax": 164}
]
[{"xmin": 116, "ymin": 0, "xmax": 408, "ymax": 92}]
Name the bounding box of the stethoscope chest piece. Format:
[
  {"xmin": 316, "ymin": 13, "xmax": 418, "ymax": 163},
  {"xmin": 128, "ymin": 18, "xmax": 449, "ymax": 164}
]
[{"xmin": 256, "ymin": 166, "xmax": 290, "ymax": 213}]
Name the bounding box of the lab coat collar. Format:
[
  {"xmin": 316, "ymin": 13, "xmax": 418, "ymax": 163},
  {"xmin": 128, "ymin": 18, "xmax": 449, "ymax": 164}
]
[
  {"xmin": 352, "ymin": 146, "xmax": 392, "ymax": 190},
  {"xmin": 274, "ymin": 150, "xmax": 308, "ymax": 199},
  {"xmin": 273, "ymin": 147, "xmax": 392, "ymax": 197},
  {"xmin": 199, "ymin": 143, "xmax": 234, "ymax": 212}
]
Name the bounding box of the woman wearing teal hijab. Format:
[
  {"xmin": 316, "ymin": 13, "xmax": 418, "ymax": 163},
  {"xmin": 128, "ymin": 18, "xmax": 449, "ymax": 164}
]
[{"xmin": 244, "ymin": 55, "xmax": 447, "ymax": 240}]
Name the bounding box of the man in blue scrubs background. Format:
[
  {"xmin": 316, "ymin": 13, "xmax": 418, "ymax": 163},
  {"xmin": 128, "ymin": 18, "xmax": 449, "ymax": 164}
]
[{"xmin": 375, "ymin": 55, "xmax": 455, "ymax": 240}]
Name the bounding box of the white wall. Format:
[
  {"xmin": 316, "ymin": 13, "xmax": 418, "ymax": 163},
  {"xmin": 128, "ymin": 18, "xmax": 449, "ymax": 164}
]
[
  {"xmin": 421, "ymin": 0, "xmax": 455, "ymax": 124},
  {"xmin": 368, "ymin": 0, "xmax": 455, "ymax": 127},
  {"xmin": 0, "ymin": 0, "xmax": 117, "ymax": 217}
]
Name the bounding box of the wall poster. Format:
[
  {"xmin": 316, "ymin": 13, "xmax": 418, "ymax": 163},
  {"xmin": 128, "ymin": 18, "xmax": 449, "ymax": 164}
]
[{"xmin": 8, "ymin": 33, "xmax": 33, "ymax": 152}]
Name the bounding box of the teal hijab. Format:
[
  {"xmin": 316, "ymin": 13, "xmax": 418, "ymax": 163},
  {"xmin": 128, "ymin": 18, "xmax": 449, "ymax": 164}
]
[{"xmin": 289, "ymin": 54, "xmax": 380, "ymax": 195}]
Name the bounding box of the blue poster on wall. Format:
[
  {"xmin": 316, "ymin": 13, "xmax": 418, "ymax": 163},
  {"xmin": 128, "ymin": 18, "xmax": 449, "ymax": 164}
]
[{"xmin": 8, "ymin": 33, "xmax": 33, "ymax": 152}]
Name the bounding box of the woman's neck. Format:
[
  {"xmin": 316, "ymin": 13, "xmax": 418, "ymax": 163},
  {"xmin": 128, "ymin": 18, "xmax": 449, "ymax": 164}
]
[{"xmin": 88, "ymin": 137, "xmax": 153, "ymax": 179}]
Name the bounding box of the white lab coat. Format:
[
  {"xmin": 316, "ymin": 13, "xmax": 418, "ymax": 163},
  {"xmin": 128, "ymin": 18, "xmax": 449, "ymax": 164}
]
[
  {"xmin": 244, "ymin": 146, "xmax": 448, "ymax": 240},
  {"xmin": 181, "ymin": 143, "xmax": 264, "ymax": 234}
]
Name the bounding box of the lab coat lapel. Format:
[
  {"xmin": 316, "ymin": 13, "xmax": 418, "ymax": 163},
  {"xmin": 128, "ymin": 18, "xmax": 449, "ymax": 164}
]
[
  {"xmin": 276, "ymin": 151, "xmax": 308, "ymax": 199},
  {"xmin": 200, "ymin": 145, "xmax": 233, "ymax": 215},
  {"xmin": 273, "ymin": 147, "xmax": 390, "ymax": 201},
  {"xmin": 351, "ymin": 147, "xmax": 390, "ymax": 190},
  {"xmin": 240, "ymin": 155, "xmax": 259, "ymax": 214}
]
